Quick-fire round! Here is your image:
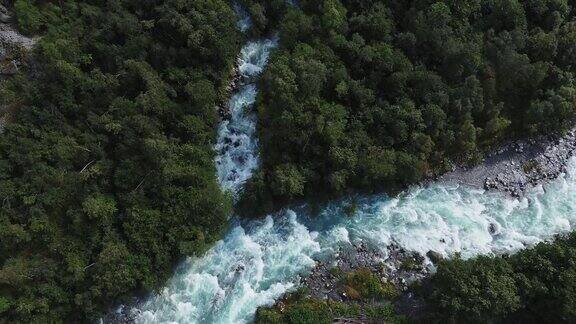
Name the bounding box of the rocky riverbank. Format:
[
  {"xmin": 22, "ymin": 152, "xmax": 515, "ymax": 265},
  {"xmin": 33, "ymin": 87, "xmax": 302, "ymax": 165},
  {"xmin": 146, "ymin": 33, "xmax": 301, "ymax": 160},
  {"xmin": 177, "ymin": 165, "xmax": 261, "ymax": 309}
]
[
  {"xmin": 264, "ymin": 241, "xmax": 433, "ymax": 322},
  {"xmin": 439, "ymin": 128, "xmax": 576, "ymax": 198},
  {"xmin": 217, "ymin": 64, "xmax": 241, "ymax": 120},
  {"xmin": 301, "ymin": 242, "xmax": 433, "ymax": 302}
]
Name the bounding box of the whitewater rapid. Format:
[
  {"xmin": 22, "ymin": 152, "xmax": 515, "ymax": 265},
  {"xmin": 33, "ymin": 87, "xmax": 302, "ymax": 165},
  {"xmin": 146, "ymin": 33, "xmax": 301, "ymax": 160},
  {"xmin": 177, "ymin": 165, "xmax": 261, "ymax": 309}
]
[
  {"xmin": 215, "ymin": 38, "xmax": 277, "ymax": 195},
  {"xmin": 129, "ymin": 8, "xmax": 576, "ymax": 324}
]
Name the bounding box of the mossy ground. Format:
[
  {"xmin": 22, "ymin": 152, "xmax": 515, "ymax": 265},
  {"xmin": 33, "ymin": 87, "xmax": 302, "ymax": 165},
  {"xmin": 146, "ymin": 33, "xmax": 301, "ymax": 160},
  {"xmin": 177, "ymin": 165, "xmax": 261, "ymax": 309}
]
[{"xmin": 256, "ymin": 269, "xmax": 405, "ymax": 323}]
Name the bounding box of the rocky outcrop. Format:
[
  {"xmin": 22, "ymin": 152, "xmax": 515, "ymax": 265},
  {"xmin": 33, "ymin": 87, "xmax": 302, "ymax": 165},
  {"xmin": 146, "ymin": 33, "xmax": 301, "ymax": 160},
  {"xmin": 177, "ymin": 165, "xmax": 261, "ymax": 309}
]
[
  {"xmin": 440, "ymin": 128, "xmax": 576, "ymax": 198},
  {"xmin": 269, "ymin": 242, "xmax": 430, "ymax": 321},
  {"xmin": 301, "ymin": 242, "xmax": 431, "ymax": 303},
  {"xmin": 426, "ymin": 250, "xmax": 443, "ymax": 264},
  {"xmin": 483, "ymin": 130, "xmax": 576, "ymax": 197},
  {"xmin": 217, "ymin": 63, "xmax": 242, "ymax": 121}
]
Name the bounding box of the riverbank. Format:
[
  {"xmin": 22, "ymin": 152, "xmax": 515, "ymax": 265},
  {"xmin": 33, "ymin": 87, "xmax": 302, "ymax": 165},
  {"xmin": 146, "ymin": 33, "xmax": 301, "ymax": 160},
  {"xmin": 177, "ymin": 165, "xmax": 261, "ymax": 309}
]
[{"xmin": 439, "ymin": 128, "xmax": 576, "ymax": 198}]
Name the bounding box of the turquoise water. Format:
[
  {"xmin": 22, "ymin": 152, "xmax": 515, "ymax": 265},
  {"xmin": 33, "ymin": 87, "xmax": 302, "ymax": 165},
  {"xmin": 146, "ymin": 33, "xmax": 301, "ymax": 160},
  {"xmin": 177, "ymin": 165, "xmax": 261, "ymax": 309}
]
[{"xmin": 128, "ymin": 33, "xmax": 576, "ymax": 324}]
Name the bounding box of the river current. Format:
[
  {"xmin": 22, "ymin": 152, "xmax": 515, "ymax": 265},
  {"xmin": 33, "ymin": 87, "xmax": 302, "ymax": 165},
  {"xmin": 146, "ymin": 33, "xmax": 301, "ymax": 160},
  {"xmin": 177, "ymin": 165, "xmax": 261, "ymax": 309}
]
[{"xmin": 127, "ymin": 10, "xmax": 576, "ymax": 324}]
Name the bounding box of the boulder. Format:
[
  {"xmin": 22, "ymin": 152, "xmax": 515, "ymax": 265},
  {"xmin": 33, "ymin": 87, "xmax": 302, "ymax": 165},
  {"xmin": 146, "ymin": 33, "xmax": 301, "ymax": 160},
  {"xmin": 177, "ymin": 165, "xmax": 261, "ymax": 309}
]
[
  {"xmin": 0, "ymin": 13, "xmax": 11, "ymax": 23},
  {"xmin": 426, "ymin": 250, "xmax": 443, "ymax": 264}
]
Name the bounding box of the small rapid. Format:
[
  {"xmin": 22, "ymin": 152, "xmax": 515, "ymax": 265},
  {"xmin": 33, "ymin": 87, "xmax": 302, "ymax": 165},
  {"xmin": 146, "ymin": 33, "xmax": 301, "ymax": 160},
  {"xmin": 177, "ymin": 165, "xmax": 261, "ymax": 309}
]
[
  {"xmin": 128, "ymin": 7, "xmax": 576, "ymax": 324},
  {"xmin": 215, "ymin": 38, "xmax": 277, "ymax": 195}
]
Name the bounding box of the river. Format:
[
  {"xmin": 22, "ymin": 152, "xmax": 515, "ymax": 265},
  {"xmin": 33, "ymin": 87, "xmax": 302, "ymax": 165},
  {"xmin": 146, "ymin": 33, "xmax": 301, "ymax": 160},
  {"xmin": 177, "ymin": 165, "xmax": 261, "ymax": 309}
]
[{"xmin": 125, "ymin": 9, "xmax": 576, "ymax": 324}]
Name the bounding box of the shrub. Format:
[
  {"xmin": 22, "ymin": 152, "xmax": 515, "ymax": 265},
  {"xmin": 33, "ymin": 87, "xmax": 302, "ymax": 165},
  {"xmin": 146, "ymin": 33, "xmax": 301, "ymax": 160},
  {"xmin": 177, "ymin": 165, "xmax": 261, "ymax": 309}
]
[{"xmin": 342, "ymin": 268, "xmax": 398, "ymax": 300}]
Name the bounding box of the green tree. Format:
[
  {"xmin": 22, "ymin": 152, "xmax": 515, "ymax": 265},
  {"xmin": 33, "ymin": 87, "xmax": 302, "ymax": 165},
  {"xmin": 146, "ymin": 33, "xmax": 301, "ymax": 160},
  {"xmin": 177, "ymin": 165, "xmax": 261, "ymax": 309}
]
[
  {"xmin": 0, "ymin": 0, "xmax": 240, "ymax": 321},
  {"xmin": 430, "ymin": 256, "xmax": 521, "ymax": 322},
  {"xmin": 243, "ymin": 0, "xmax": 576, "ymax": 211},
  {"xmin": 271, "ymin": 164, "xmax": 306, "ymax": 198}
]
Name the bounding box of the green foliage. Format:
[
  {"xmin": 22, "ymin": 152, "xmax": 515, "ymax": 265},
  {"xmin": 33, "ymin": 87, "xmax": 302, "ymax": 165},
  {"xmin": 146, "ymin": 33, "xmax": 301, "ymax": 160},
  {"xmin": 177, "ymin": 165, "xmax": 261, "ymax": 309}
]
[
  {"xmin": 255, "ymin": 273, "xmax": 404, "ymax": 323},
  {"xmin": 255, "ymin": 298, "xmax": 404, "ymax": 324},
  {"xmin": 429, "ymin": 256, "xmax": 520, "ymax": 321},
  {"xmin": 0, "ymin": 0, "xmax": 241, "ymax": 321},
  {"xmin": 271, "ymin": 164, "xmax": 306, "ymax": 197},
  {"xmin": 241, "ymin": 0, "xmax": 576, "ymax": 214},
  {"xmin": 426, "ymin": 233, "xmax": 576, "ymax": 322},
  {"xmin": 237, "ymin": 0, "xmax": 290, "ymax": 36},
  {"xmin": 284, "ymin": 300, "xmax": 333, "ymax": 324},
  {"xmin": 342, "ymin": 268, "xmax": 398, "ymax": 300},
  {"xmin": 13, "ymin": 0, "xmax": 61, "ymax": 35},
  {"xmin": 256, "ymin": 307, "xmax": 284, "ymax": 323},
  {"xmin": 0, "ymin": 297, "xmax": 10, "ymax": 314}
]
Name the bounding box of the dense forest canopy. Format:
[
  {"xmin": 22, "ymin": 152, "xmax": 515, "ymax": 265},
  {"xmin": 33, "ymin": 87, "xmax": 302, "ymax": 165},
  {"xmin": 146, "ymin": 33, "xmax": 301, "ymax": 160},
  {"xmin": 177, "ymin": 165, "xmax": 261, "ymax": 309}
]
[
  {"xmin": 0, "ymin": 0, "xmax": 241, "ymax": 321},
  {"xmin": 239, "ymin": 0, "xmax": 576, "ymax": 214},
  {"xmin": 424, "ymin": 233, "xmax": 576, "ymax": 322}
]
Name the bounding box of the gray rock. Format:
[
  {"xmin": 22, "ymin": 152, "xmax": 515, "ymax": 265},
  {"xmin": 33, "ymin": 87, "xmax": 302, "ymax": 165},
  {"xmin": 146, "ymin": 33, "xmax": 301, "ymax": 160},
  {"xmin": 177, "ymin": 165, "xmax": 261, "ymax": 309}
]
[
  {"xmin": 426, "ymin": 250, "xmax": 443, "ymax": 264},
  {"xmin": 0, "ymin": 13, "xmax": 11, "ymax": 23}
]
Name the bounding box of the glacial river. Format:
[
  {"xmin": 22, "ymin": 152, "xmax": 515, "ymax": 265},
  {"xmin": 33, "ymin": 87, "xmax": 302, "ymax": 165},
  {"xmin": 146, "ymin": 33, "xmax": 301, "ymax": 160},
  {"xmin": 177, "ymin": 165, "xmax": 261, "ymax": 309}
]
[{"xmin": 127, "ymin": 10, "xmax": 576, "ymax": 324}]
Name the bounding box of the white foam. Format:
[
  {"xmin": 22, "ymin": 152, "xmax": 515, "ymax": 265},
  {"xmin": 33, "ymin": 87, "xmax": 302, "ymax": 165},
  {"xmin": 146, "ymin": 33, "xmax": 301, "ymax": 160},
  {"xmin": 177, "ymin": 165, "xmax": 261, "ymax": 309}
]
[
  {"xmin": 133, "ymin": 214, "xmax": 321, "ymax": 324},
  {"xmin": 233, "ymin": 3, "xmax": 252, "ymax": 32},
  {"xmin": 215, "ymin": 38, "xmax": 277, "ymax": 196}
]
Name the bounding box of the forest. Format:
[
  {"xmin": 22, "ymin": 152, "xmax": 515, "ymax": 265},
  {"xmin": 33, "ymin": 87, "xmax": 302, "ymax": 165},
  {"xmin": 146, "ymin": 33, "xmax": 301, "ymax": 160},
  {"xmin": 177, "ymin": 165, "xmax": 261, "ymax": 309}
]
[
  {"xmin": 423, "ymin": 233, "xmax": 576, "ymax": 322},
  {"xmin": 1, "ymin": 0, "xmax": 576, "ymax": 323},
  {"xmin": 239, "ymin": 0, "xmax": 576, "ymax": 214},
  {"xmin": 0, "ymin": 0, "xmax": 240, "ymax": 321}
]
